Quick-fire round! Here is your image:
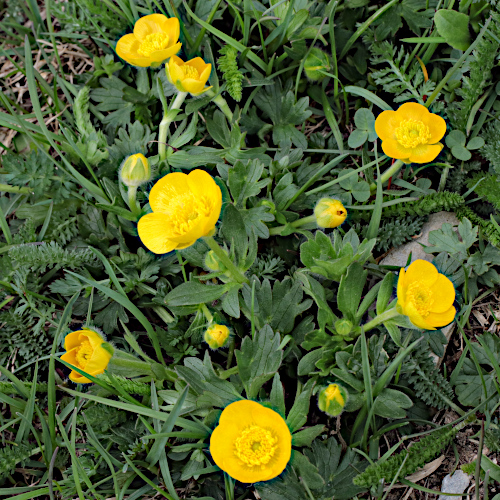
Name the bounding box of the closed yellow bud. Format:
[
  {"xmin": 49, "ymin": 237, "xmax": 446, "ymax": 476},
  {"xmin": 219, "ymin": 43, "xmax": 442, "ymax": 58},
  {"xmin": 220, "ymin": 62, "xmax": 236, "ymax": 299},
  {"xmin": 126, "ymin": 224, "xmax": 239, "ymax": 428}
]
[
  {"xmin": 304, "ymin": 48, "xmax": 330, "ymax": 81},
  {"xmin": 205, "ymin": 250, "xmax": 226, "ymax": 272},
  {"xmin": 314, "ymin": 198, "xmax": 347, "ymax": 228},
  {"xmin": 120, "ymin": 153, "xmax": 151, "ymax": 188},
  {"xmin": 204, "ymin": 324, "xmax": 231, "ymax": 349},
  {"xmin": 318, "ymin": 383, "xmax": 348, "ymax": 417}
]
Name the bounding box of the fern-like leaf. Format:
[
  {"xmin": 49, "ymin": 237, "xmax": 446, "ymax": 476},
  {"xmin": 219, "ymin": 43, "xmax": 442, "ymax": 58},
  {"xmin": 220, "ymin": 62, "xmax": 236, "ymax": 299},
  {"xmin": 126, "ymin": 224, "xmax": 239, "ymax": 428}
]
[{"xmin": 218, "ymin": 45, "xmax": 244, "ymax": 102}]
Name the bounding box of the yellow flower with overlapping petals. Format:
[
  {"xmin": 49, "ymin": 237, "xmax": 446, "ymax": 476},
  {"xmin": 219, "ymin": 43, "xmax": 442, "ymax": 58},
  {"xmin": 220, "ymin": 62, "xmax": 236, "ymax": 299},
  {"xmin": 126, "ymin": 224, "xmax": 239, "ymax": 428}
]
[
  {"xmin": 61, "ymin": 328, "xmax": 113, "ymax": 383},
  {"xmin": 210, "ymin": 400, "xmax": 292, "ymax": 483},
  {"xmin": 138, "ymin": 169, "xmax": 222, "ymax": 254},
  {"xmin": 396, "ymin": 260, "xmax": 456, "ymax": 330},
  {"xmin": 166, "ymin": 55, "xmax": 212, "ymax": 95},
  {"xmin": 116, "ymin": 14, "xmax": 181, "ymax": 68},
  {"xmin": 375, "ymin": 102, "xmax": 446, "ymax": 164}
]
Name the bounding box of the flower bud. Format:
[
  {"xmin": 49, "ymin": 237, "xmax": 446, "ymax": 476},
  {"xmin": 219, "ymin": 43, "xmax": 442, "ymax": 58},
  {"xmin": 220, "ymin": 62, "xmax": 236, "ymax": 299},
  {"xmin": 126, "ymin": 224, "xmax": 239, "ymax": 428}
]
[
  {"xmin": 314, "ymin": 198, "xmax": 347, "ymax": 228},
  {"xmin": 205, "ymin": 250, "xmax": 227, "ymax": 272},
  {"xmin": 318, "ymin": 383, "xmax": 348, "ymax": 417},
  {"xmin": 304, "ymin": 48, "xmax": 330, "ymax": 81},
  {"xmin": 204, "ymin": 324, "xmax": 231, "ymax": 350},
  {"xmin": 119, "ymin": 153, "xmax": 151, "ymax": 188},
  {"xmin": 335, "ymin": 319, "xmax": 353, "ymax": 336}
]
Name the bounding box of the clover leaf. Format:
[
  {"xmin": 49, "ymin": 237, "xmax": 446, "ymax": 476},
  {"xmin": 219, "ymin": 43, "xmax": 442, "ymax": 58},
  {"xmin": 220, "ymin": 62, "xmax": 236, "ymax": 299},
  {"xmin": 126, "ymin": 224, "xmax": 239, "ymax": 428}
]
[
  {"xmin": 445, "ymin": 130, "xmax": 484, "ymax": 161},
  {"xmin": 348, "ymin": 108, "xmax": 377, "ymax": 148}
]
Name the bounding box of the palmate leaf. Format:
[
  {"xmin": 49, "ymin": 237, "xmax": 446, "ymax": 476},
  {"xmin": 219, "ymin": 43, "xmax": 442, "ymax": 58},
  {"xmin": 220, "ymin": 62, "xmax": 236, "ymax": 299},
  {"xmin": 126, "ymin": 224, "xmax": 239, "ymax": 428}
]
[
  {"xmin": 253, "ymin": 82, "xmax": 312, "ymax": 149},
  {"xmin": 176, "ymin": 351, "xmax": 243, "ymax": 407},
  {"xmin": 235, "ymin": 325, "xmax": 283, "ymax": 400},
  {"xmin": 241, "ymin": 277, "xmax": 313, "ymax": 334}
]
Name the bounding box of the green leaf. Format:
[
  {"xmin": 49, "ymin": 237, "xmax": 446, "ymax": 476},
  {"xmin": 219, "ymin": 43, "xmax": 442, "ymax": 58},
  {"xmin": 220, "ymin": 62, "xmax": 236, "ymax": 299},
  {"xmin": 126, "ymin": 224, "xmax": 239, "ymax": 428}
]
[
  {"xmin": 445, "ymin": 130, "xmax": 466, "ymax": 148},
  {"xmin": 351, "ymin": 180, "xmax": 370, "ymax": 202},
  {"xmin": 297, "ymin": 349, "xmax": 324, "ymax": 376},
  {"xmin": 221, "ymin": 204, "xmax": 248, "ymax": 264},
  {"xmin": 291, "ymin": 451, "xmax": 325, "ymax": 490},
  {"xmin": 467, "ymin": 136, "xmax": 484, "ymax": 150},
  {"xmin": 434, "ymin": 9, "xmax": 471, "ymax": 51},
  {"xmin": 165, "ymin": 282, "xmax": 230, "ymax": 306},
  {"xmin": 286, "ymin": 379, "xmax": 315, "ymax": 433},
  {"xmin": 228, "ymin": 159, "xmax": 269, "ymax": 208},
  {"xmin": 337, "ymin": 262, "xmax": 367, "ymax": 322},
  {"xmin": 235, "ymin": 325, "xmax": 283, "ymax": 399},
  {"xmin": 348, "ymin": 129, "xmax": 368, "ymax": 148},
  {"xmin": 451, "ymin": 145, "xmax": 472, "ymax": 161},
  {"xmin": 376, "ymin": 272, "xmax": 395, "ymax": 315},
  {"xmin": 176, "ymin": 351, "xmax": 243, "ymax": 407},
  {"xmin": 270, "ymin": 373, "xmax": 286, "ymax": 418},
  {"xmin": 221, "ymin": 285, "xmax": 241, "ymax": 318},
  {"xmin": 292, "ymin": 425, "xmax": 325, "ymax": 447},
  {"xmin": 354, "ymin": 108, "xmax": 375, "ymax": 131},
  {"xmin": 373, "ymin": 388, "xmax": 413, "ymax": 419}
]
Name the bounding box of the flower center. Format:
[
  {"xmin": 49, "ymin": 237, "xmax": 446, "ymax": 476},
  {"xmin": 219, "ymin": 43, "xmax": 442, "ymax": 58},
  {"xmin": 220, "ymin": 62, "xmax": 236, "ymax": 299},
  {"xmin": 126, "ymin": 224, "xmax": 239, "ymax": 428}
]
[
  {"xmin": 324, "ymin": 384, "xmax": 344, "ymax": 406},
  {"xmin": 137, "ymin": 33, "xmax": 170, "ymax": 57},
  {"xmin": 181, "ymin": 64, "xmax": 200, "ymax": 79},
  {"xmin": 406, "ymin": 281, "xmax": 434, "ymax": 318},
  {"xmin": 234, "ymin": 425, "xmax": 277, "ymax": 467},
  {"xmin": 165, "ymin": 192, "xmax": 215, "ymax": 236},
  {"xmin": 394, "ymin": 119, "xmax": 432, "ymax": 149},
  {"xmin": 75, "ymin": 340, "xmax": 93, "ymax": 369}
]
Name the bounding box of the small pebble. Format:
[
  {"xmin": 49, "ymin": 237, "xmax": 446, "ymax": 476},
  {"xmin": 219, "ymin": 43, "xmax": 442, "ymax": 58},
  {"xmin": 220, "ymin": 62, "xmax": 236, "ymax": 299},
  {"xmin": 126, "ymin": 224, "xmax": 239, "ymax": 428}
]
[{"xmin": 439, "ymin": 470, "xmax": 470, "ymax": 499}]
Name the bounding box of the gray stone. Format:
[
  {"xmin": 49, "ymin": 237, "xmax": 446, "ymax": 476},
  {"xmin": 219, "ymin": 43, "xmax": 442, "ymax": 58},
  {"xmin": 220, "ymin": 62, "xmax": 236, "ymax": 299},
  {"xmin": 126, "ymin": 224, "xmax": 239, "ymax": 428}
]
[
  {"xmin": 379, "ymin": 211, "xmax": 459, "ymax": 363},
  {"xmin": 438, "ymin": 470, "xmax": 470, "ymax": 499},
  {"xmin": 379, "ymin": 211, "xmax": 460, "ymax": 267}
]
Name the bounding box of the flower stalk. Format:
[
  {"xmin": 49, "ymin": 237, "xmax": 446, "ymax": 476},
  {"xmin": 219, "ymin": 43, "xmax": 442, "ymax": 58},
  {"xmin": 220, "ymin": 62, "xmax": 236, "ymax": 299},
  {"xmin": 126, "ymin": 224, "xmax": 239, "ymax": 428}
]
[
  {"xmin": 203, "ymin": 236, "xmax": 249, "ymax": 284},
  {"xmin": 269, "ymin": 215, "xmax": 316, "ymax": 236},
  {"xmin": 207, "ymin": 89, "xmax": 233, "ymax": 122},
  {"xmin": 158, "ymin": 91, "xmax": 188, "ymax": 162},
  {"xmin": 362, "ymin": 307, "xmax": 401, "ymax": 332},
  {"xmin": 369, "ymin": 159, "xmax": 404, "ymax": 193}
]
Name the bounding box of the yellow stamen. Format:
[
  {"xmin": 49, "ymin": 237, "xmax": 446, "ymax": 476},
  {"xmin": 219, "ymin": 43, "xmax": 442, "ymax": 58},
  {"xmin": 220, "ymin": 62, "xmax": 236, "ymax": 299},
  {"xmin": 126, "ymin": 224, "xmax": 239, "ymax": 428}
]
[
  {"xmin": 324, "ymin": 384, "xmax": 344, "ymax": 406},
  {"xmin": 394, "ymin": 119, "xmax": 432, "ymax": 149},
  {"xmin": 163, "ymin": 191, "xmax": 215, "ymax": 236},
  {"xmin": 137, "ymin": 33, "xmax": 170, "ymax": 57},
  {"xmin": 234, "ymin": 425, "xmax": 277, "ymax": 467},
  {"xmin": 181, "ymin": 64, "xmax": 200, "ymax": 79},
  {"xmin": 75, "ymin": 340, "xmax": 93, "ymax": 369},
  {"xmin": 406, "ymin": 281, "xmax": 434, "ymax": 318}
]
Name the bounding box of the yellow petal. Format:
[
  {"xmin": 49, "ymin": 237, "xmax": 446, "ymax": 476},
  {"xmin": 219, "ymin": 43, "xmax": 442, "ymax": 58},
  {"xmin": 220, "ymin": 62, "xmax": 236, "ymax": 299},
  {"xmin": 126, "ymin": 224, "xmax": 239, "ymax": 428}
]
[
  {"xmin": 159, "ymin": 16, "xmax": 180, "ymax": 43},
  {"xmin": 425, "ymin": 305, "xmax": 456, "ymax": 328},
  {"xmin": 198, "ymin": 63, "xmax": 212, "ymax": 85},
  {"xmin": 83, "ymin": 346, "xmax": 112, "ymax": 377},
  {"xmin": 186, "ymin": 57, "xmax": 209, "ymax": 74},
  {"xmin": 404, "ymin": 260, "xmax": 439, "ymax": 288},
  {"xmin": 82, "ymin": 329, "xmax": 105, "ymax": 351},
  {"xmin": 133, "ymin": 13, "xmax": 170, "ymax": 41},
  {"xmin": 149, "ymin": 172, "xmax": 189, "ymax": 213},
  {"xmin": 116, "ymin": 33, "xmax": 148, "ymax": 66},
  {"xmin": 149, "ymin": 42, "xmax": 182, "ymax": 63},
  {"xmin": 381, "ymin": 138, "xmax": 412, "ymax": 161},
  {"xmin": 61, "ymin": 348, "xmax": 78, "ymax": 366},
  {"xmin": 69, "ymin": 370, "xmax": 93, "ymax": 384},
  {"xmin": 403, "ymin": 300, "xmax": 436, "ymax": 330},
  {"xmin": 408, "ymin": 143, "xmax": 443, "ymax": 163},
  {"xmin": 426, "ymin": 113, "xmax": 447, "ymax": 144},
  {"xmin": 374, "ymin": 110, "xmax": 398, "ymax": 141},
  {"xmin": 64, "ymin": 330, "xmax": 85, "ymax": 351},
  {"xmin": 137, "ymin": 213, "xmax": 179, "ymax": 254},
  {"xmin": 395, "ymin": 102, "xmax": 429, "ymax": 122},
  {"xmin": 396, "ymin": 267, "xmax": 406, "ymax": 307},
  {"xmin": 181, "ymin": 78, "xmax": 205, "ymax": 94},
  {"xmin": 429, "ymin": 273, "xmax": 456, "ymax": 313}
]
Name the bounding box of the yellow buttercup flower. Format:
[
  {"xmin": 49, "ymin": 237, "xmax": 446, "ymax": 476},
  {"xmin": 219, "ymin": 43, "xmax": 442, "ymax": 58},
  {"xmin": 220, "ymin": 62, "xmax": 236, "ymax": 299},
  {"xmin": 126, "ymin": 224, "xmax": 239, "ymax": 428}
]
[
  {"xmin": 375, "ymin": 102, "xmax": 446, "ymax": 164},
  {"xmin": 116, "ymin": 14, "xmax": 181, "ymax": 68},
  {"xmin": 61, "ymin": 328, "xmax": 113, "ymax": 383},
  {"xmin": 314, "ymin": 198, "xmax": 347, "ymax": 228},
  {"xmin": 204, "ymin": 324, "xmax": 231, "ymax": 349},
  {"xmin": 166, "ymin": 55, "xmax": 212, "ymax": 95},
  {"xmin": 138, "ymin": 169, "xmax": 222, "ymax": 254},
  {"xmin": 210, "ymin": 400, "xmax": 292, "ymax": 483},
  {"xmin": 396, "ymin": 259, "xmax": 456, "ymax": 330},
  {"xmin": 318, "ymin": 383, "xmax": 348, "ymax": 416}
]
